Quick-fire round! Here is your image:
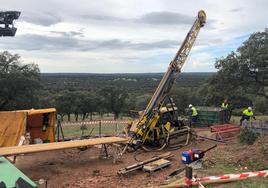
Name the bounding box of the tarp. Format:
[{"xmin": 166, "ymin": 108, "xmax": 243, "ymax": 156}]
[
  {"xmin": 0, "ymin": 108, "xmax": 56, "ymax": 147},
  {"xmin": 0, "ymin": 112, "xmax": 26, "ymax": 147}
]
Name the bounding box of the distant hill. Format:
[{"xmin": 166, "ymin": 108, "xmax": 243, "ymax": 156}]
[
  {"xmin": 40, "ymin": 72, "xmax": 215, "ymax": 93},
  {"xmin": 41, "ymin": 72, "xmax": 214, "ymax": 77}
]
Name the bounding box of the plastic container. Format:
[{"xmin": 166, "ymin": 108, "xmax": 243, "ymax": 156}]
[{"xmin": 182, "ymin": 150, "xmax": 193, "ymax": 164}]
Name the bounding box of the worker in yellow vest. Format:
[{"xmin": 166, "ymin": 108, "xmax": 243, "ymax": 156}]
[
  {"xmin": 189, "ymin": 104, "xmax": 198, "ymax": 126},
  {"xmin": 221, "ymin": 99, "xmax": 231, "ymax": 123},
  {"xmin": 221, "ymin": 99, "xmax": 229, "ymax": 109},
  {"xmin": 240, "ymin": 107, "xmax": 256, "ymax": 125}
]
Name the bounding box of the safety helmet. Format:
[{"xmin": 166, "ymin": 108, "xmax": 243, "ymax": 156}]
[
  {"xmin": 189, "ymin": 104, "xmax": 193, "ymax": 108},
  {"xmin": 248, "ymin": 107, "xmax": 252, "ymax": 111}
]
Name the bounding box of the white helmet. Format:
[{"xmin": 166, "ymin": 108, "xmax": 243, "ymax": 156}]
[
  {"xmin": 248, "ymin": 107, "xmax": 252, "ymax": 111},
  {"xmin": 189, "ymin": 104, "xmax": 193, "ymax": 108}
]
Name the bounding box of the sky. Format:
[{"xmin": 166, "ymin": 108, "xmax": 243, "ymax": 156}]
[{"xmin": 0, "ymin": 0, "xmax": 267, "ymax": 73}]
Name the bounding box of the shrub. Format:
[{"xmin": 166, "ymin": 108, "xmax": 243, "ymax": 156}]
[{"xmin": 239, "ymin": 127, "xmax": 259, "ymax": 145}]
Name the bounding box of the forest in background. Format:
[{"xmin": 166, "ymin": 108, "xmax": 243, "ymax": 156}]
[{"xmin": 0, "ymin": 29, "xmax": 267, "ymax": 120}]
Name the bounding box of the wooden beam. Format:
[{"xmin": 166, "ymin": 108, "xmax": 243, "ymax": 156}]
[
  {"xmin": 0, "ymin": 137, "xmax": 128, "ymax": 156},
  {"xmin": 118, "ymin": 152, "xmax": 173, "ymax": 175}
]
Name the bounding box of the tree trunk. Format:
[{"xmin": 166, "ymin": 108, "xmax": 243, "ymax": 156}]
[
  {"xmin": 75, "ymin": 113, "xmax": 79, "ymax": 121},
  {"xmin": 67, "ymin": 114, "xmax": 71, "ymax": 122},
  {"xmin": 90, "ymin": 112, "xmax": 93, "ymax": 120},
  {"xmin": 114, "ymin": 113, "xmax": 119, "ymax": 120},
  {"xmin": 82, "ymin": 113, "xmax": 86, "ymax": 121}
]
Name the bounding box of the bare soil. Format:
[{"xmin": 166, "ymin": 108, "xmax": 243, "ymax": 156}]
[{"xmin": 15, "ymin": 136, "xmax": 268, "ymax": 188}]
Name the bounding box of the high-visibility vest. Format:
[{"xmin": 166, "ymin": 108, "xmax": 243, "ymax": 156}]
[
  {"xmin": 191, "ymin": 107, "xmax": 198, "ymax": 116},
  {"xmin": 221, "ymin": 102, "xmax": 228, "ymax": 109},
  {"xmin": 243, "ymin": 109, "xmax": 253, "ymax": 116}
]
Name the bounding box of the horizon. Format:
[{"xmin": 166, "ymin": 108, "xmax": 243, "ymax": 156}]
[{"xmin": 40, "ymin": 71, "xmax": 216, "ymax": 74}]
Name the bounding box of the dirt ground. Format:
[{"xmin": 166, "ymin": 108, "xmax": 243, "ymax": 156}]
[
  {"xmin": 15, "ymin": 136, "xmax": 268, "ymax": 188},
  {"xmin": 15, "ymin": 140, "xmax": 211, "ymax": 188}
]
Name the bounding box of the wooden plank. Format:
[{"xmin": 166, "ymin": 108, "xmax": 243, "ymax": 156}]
[
  {"xmin": 0, "ymin": 137, "xmax": 128, "ymax": 156},
  {"xmin": 143, "ymin": 159, "xmax": 171, "ymax": 172},
  {"xmin": 118, "ymin": 152, "xmax": 173, "ymax": 175}
]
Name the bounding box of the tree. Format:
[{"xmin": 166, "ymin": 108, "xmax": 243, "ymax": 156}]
[
  {"xmin": 135, "ymin": 94, "xmax": 151, "ymax": 110},
  {"xmin": 236, "ymin": 29, "xmax": 268, "ymax": 100},
  {"xmin": 54, "ymin": 90, "xmax": 74, "ymax": 121},
  {"xmin": 171, "ymin": 87, "xmax": 199, "ymax": 114},
  {"xmin": 75, "ymin": 90, "xmax": 97, "ymax": 121},
  {"xmin": 0, "ymin": 51, "xmax": 41, "ymax": 110},
  {"xmin": 100, "ymin": 87, "xmax": 129, "ymax": 119},
  {"xmin": 200, "ymin": 29, "xmax": 268, "ymax": 111}
]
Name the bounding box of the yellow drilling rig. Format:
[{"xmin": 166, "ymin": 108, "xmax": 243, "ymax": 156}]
[{"xmin": 128, "ymin": 10, "xmax": 206, "ymax": 151}]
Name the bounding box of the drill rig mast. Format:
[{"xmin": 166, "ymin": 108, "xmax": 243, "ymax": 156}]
[{"xmin": 129, "ymin": 10, "xmax": 206, "ymax": 150}]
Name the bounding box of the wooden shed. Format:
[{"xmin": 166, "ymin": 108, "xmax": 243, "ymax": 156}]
[{"xmin": 0, "ymin": 108, "xmax": 56, "ymax": 147}]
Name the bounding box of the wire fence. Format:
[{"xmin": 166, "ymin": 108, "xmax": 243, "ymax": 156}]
[
  {"xmin": 242, "ymin": 120, "xmax": 268, "ymax": 135},
  {"xmin": 61, "ymin": 120, "xmax": 129, "ymax": 138}
]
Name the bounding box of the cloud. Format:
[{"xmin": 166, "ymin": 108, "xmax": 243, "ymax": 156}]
[
  {"xmin": 50, "ymin": 31, "xmax": 84, "ymax": 37},
  {"xmin": 139, "ymin": 11, "xmax": 194, "ymax": 25},
  {"xmin": 1, "ymin": 0, "xmax": 268, "ymax": 73},
  {"xmin": 78, "ymin": 13, "xmax": 124, "ymax": 22},
  {"xmin": 183, "ymin": 52, "xmax": 215, "ymax": 72},
  {"xmin": 229, "ymin": 8, "xmax": 244, "ymax": 12},
  {"xmin": 0, "ymin": 34, "xmax": 179, "ymax": 51},
  {"xmin": 133, "ymin": 40, "xmax": 179, "ymax": 50},
  {"xmin": 76, "ymin": 11, "xmax": 194, "ymax": 26},
  {"xmin": 20, "ymin": 11, "xmax": 61, "ymax": 26}
]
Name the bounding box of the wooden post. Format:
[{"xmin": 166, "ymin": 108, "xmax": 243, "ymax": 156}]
[
  {"xmin": 99, "ymin": 120, "xmax": 102, "ymax": 137},
  {"xmin": 115, "ymin": 123, "xmax": 118, "ymax": 134},
  {"xmin": 185, "ymin": 165, "xmax": 192, "ymax": 188}
]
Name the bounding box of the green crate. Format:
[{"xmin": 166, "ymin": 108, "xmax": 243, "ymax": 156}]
[
  {"xmin": 196, "ymin": 106, "xmax": 228, "ymax": 126},
  {"xmin": 0, "ymin": 157, "xmax": 37, "ymax": 187}
]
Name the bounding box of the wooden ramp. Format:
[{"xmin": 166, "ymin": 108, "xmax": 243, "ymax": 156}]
[{"xmin": 0, "ymin": 137, "xmax": 128, "ymax": 156}]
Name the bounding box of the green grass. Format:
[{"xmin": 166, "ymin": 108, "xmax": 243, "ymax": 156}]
[
  {"xmin": 61, "ymin": 115, "xmax": 268, "ymax": 138},
  {"xmin": 61, "ymin": 113, "xmax": 130, "ymax": 122},
  {"xmin": 230, "ymin": 115, "xmax": 268, "ymax": 125},
  {"xmin": 62, "ymin": 124, "xmax": 126, "ymax": 138}
]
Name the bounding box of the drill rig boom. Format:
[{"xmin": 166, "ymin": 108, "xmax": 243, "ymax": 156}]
[{"xmin": 131, "ymin": 10, "xmax": 206, "ymax": 146}]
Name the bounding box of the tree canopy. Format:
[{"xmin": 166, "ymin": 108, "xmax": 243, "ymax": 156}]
[
  {"xmin": 0, "ymin": 51, "xmax": 41, "ymax": 110},
  {"xmin": 200, "ymin": 29, "xmax": 268, "ymax": 112}
]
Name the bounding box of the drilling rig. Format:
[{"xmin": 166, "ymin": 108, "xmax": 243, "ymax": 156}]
[{"xmin": 128, "ymin": 10, "xmax": 206, "ymax": 151}]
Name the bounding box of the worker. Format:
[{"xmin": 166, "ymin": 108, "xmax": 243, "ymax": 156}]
[
  {"xmin": 221, "ymin": 99, "xmax": 229, "ymax": 109},
  {"xmin": 240, "ymin": 107, "xmax": 256, "ymax": 125},
  {"xmin": 189, "ymin": 104, "xmax": 198, "ymax": 126},
  {"xmin": 221, "ymin": 99, "xmax": 230, "ymax": 123}
]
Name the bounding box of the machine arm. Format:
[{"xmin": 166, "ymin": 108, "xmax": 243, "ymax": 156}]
[{"xmin": 135, "ymin": 10, "xmax": 206, "ymax": 137}]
